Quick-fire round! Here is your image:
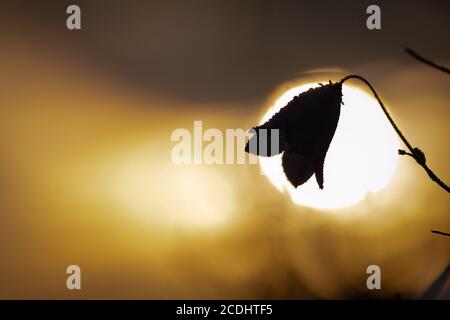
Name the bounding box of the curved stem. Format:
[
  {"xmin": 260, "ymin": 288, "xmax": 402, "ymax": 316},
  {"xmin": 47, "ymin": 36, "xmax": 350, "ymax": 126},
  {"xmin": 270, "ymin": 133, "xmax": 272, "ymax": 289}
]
[{"xmin": 339, "ymin": 75, "xmax": 450, "ymax": 194}]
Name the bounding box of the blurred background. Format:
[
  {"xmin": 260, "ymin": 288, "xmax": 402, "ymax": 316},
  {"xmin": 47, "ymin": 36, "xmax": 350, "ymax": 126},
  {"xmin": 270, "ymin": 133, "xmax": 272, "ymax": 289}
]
[{"xmin": 0, "ymin": 0, "xmax": 448, "ymax": 299}]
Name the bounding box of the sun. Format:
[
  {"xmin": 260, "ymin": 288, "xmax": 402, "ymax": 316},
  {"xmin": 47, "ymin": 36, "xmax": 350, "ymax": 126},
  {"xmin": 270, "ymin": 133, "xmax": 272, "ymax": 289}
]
[{"xmin": 259, "ymin": 82, "xmax": 399, "ymax": 209}]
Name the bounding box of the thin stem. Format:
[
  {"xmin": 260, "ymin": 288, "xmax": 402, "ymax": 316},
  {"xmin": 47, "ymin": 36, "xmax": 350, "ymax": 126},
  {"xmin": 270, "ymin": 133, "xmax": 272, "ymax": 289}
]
[
  {"xmin": 431, "ymin": 230, "xmax": 450, "ymax": 237},
  {"xmin": 339, "ymin": 75, "xmax": 450, "ymax": 194},
  {"xmin": 405, "ymin": 48, "xmax": 450, "ymax": 74}
]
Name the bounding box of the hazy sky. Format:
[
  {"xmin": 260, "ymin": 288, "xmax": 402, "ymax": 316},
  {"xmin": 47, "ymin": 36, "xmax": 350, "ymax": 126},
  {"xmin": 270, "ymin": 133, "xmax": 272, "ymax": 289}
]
[
  {"xmin": 3, "ymin": 0, "xmax": 450, "ymax": 104},
  {"xmin": 0, "ymin": 1, "xmax": 448, "ymax": 299}
]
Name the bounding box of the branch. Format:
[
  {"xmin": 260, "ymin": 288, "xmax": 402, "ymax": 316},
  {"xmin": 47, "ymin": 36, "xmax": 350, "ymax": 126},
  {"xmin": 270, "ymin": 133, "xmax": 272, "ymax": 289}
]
[
  {"xmin": 431, "ymin": 230, "xmax": 450, "ymax": 237},
  {"xmin": 405, "ymin": 48, "xmax": 450, "ymax": 74}
]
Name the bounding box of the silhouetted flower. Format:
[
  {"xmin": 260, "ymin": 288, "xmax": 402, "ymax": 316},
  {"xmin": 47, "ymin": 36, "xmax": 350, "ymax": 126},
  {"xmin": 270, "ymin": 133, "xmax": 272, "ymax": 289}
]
[{"xmin": 245, "ymin": 81, "xmax": 343, "ymax": 189}]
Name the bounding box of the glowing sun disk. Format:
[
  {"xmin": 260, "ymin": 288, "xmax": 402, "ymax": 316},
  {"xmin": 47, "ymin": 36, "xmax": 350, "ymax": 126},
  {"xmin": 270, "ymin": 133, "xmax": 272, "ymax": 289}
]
[{"xmin": 259, "ymin": 82, "xmax": 399, "ymax": 209}]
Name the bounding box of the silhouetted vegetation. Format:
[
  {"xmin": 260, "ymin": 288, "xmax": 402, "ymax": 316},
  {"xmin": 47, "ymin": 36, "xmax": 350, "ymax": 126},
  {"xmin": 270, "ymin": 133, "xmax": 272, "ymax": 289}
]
[{"xmin": 245, "ymin": 48, "xmax": 450, "ymax": 237}]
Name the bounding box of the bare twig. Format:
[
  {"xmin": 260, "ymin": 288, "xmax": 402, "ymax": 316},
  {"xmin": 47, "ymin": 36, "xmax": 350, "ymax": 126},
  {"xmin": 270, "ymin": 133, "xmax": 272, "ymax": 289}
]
[
  {"xmin": 431, "ymin": 230, "xmax": 450, "ymax": 237},
  {"xmin": 405, "ymin": 48, "xmax": 450, "ymax": 74}
]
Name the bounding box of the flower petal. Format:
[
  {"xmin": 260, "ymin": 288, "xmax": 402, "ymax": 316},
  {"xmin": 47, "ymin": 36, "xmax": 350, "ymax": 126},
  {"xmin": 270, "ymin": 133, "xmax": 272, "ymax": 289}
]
[
  {"xmin": 282, "ymin": 151, "xmax": 315, "ymax": 188},
  {"xmin": 245, "ymin": 81, "xmax": 343, "ymax": 189}
]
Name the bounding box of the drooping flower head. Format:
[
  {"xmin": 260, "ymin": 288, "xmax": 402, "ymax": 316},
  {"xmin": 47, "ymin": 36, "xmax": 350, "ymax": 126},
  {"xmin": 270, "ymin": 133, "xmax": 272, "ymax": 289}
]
[{"xmin": 245, "ymin": 81, "xmax": 343, "ymax": 189}]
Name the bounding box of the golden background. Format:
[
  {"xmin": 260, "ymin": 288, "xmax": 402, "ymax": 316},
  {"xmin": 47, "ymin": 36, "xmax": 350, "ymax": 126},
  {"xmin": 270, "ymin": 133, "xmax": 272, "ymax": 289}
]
[{"xmin": 0, "ymin": 0, "xmax": 448, "ymax": 298}]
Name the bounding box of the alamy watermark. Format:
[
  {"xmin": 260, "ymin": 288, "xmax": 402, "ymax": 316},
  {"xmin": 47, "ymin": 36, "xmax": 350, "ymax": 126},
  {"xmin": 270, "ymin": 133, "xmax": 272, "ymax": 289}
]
[
  {"xmin": 366, "ymin": 265, "xmax": 381, "ymax": 290},
  {"xmin": 366, "ymin": 5, "xmax": 381, "ymax": 30},
  {"xmin": 66, "ymin": 265, "xmax": 81, "ymax": 290},
  {"xmin": 170, "ymin": 121, "xmax": 279, "ymax": 170},
  {"xmin": 66, "ymin": 5, "xmax": 81, "ymax": 30}
]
